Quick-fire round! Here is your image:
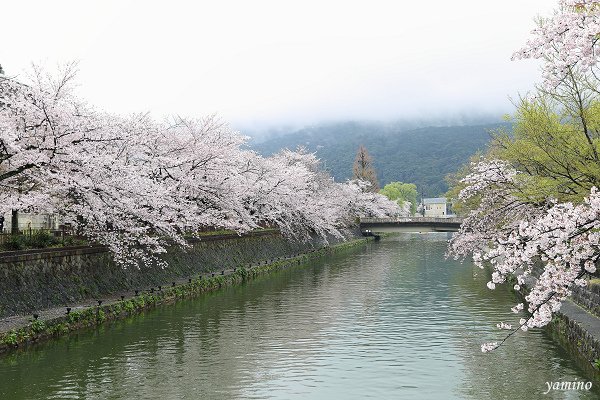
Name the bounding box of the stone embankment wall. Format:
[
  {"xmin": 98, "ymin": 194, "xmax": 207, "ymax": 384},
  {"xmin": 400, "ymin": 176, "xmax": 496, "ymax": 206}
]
[
  {"xmin": 0, "ymin": 231, "xmax": 336, "ymax": 318},
  {"xmin": 571, "ymin": 284, "xmax": 600, "ymax": 318},
  {"xmin": 547, "ymin": 306, "xmax": 600, "ymax": 379},
  {"xmin": 518, "ymin": 263, "xmax": 600, "ymax": 377},
  {"xmin": 546, "ymin": 282, "xmax": 600, "ymax": 378}
]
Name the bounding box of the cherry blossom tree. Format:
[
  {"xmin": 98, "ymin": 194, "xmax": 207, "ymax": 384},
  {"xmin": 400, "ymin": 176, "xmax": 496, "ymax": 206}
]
[
  {"xmin": 449, "ymin": 159, "xmax": 600, "ymax": 352},
  {"xmin": 1, "ymin": 65, "xmax": 402, "ymax": 268},
  {"xmin": 513, "ymin": 0, "xmax": 600, "ymax": 90},
  {"xmin": 449, "ymin": 0, "xmax": 600, "ymax": 352},
  {"xmin": 235, "ymin": 148, "xmax": 401, "ymax": 242},
  {"xmin": 0, "ymin": 65, "xmax": 196, "ymax": 267},
  {"xmin": 132, "ymin": 114, "xmax": 258, "ymax": 234}
]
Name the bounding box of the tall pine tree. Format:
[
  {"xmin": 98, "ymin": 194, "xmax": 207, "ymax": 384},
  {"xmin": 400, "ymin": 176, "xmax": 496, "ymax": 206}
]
[{"xmin": 352, "ymin": 145, "xmax": 379, "ymax": 192}]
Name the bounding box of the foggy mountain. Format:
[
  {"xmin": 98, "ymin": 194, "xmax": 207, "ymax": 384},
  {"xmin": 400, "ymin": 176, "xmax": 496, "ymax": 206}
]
[{"xmin": 249, "ymin": 121, "xmax": 510, "ymax": 197}]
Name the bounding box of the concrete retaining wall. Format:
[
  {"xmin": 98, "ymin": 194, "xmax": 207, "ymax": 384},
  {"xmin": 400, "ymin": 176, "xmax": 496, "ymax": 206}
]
[{"xmin": 0, "ymin": 231, "xmax": 335, "ymax": 318}]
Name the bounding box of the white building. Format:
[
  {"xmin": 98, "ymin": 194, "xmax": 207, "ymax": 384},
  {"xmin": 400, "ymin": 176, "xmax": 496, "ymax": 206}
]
[{"xmin": 422, "ymin": 197, "xmax": 452, "ymax": 217}]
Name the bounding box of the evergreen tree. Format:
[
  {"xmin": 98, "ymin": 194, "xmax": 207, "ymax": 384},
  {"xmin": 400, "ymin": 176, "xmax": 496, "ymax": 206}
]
[{"xmin": 352, "ymin": 145, "xmax": 379, "ymax": 192}]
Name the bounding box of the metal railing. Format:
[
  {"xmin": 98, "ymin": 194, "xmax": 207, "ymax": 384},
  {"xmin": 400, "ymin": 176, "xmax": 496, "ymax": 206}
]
[
  {"xmin": 360, "ymin": 217, "xmax": 463, "ymax": 224},
  {"xmin": 0, "ymin": 226, "xmax": 75, "ymax": 246}
]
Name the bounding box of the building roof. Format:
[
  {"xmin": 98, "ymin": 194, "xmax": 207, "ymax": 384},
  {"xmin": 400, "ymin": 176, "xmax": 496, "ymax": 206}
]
[{"xmin": 423, "ymin": 197, "xmax": 447, "ymax": 204}]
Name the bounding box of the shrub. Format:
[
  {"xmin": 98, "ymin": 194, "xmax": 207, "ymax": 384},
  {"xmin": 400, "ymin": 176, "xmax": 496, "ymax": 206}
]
[
  {"xmin": 3, "ymin": 332, "xmax": 18, "ymax": 346},
  {"xmin": 30, "ymin": 319, "xmax": 46, "ymax": 333},
  {"xmin": 0, "ymin": 230, "xmax": 87, "ymax": 251}
]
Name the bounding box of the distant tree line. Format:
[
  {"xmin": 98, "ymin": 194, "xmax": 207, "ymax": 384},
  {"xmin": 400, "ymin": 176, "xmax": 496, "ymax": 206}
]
[{"xmin": 252, "ymin": 121, "xmax": 507, "ymax": 197}]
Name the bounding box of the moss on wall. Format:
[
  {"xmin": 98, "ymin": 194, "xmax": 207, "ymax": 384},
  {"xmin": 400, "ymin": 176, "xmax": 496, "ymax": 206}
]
[
  {"xmin": 0, "ymin": 231, "xmax": 337, "ymax": 317},
  {"xmin": 546, "ymin": 312, "xmax": 600, "ymax": 381},
  {"xmin": 0, "ymin": 237, "xmax": 369, "ymax": 354}
]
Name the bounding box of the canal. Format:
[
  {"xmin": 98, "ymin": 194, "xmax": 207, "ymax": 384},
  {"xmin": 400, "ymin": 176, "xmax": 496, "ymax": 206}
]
[{"xmin": 0, "ymin": 234, "xmax": 597, "ymax": 399}]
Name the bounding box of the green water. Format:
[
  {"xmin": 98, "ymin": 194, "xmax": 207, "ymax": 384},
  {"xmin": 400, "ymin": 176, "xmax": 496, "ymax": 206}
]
[{"xmin": 0, "ymin": 234, "xmax": 597, "ymax": 399}]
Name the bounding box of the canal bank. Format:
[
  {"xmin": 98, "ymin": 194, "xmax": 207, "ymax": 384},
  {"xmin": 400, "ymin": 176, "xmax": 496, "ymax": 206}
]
[
  {"xmin": 511, "ymin": 264, "xmax": 600, "ymax": 380},
  {"xmin": 0, "ymin": 233, "xmax": 372, "ymax": 354},
  {"xmin": 544, "ymin": 287, "xmax": 600, "ymax": 380},
  {"xmin": 0, "ymin": 230, "xmax": 293, "ymax": 318},
  {"xmin": 2, "ymin": 234, "xmax": 596, "ymax": 400}
]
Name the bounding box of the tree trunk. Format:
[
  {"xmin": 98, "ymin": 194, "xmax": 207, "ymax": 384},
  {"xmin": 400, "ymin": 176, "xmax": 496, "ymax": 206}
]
[{"xmin": 11, "ymin": 209, "xmax": 19, "ymax": 234}]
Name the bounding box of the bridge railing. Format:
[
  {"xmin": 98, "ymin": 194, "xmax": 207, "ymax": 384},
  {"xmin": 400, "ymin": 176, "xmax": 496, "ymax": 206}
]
[{"xmin": 360, "ymin": 217, "xmax": 463, "ymax": 224}]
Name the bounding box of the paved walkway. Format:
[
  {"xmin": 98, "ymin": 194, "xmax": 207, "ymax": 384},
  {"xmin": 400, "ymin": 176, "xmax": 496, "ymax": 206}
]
[
  {"xmin": 523, "ymin": 273, "xmax": 600, "ymax": 343},
  {"xmin": 560, "ymin": 299, "xmax": 600, "ymax": 342}
]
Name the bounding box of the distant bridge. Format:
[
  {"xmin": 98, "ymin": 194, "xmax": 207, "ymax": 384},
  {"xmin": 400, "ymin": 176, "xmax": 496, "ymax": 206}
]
[{"xmin": 360, "ymin": 217, "xmax": 463, "ymax": 233}]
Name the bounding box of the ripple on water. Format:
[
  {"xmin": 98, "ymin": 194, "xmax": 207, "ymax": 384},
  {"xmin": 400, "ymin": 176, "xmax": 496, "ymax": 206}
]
[{"xmin": 0, "ymin": 236, "xmax": 598, "ymax": 399}]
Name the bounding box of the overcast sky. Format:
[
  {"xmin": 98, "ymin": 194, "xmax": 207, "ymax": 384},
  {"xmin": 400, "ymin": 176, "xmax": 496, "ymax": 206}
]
[{"xmin": 1, "ymin": 1, "xmax": 557, "ymax": 130}]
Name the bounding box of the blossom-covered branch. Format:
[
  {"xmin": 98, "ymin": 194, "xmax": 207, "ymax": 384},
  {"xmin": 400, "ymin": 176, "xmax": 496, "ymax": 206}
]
[{"xmin": 1, "ymin": 67, "xmax": 404, "ymax": 268}]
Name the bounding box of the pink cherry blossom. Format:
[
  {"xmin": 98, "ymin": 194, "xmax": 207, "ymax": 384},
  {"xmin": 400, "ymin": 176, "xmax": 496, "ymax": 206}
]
[
  {"xmin": 449, "ymin": 160, "xmax": 599, "ymax": 349},
  {"xmin": 1, "ymin": 66, "xmax": 404, "ymax": 268}
]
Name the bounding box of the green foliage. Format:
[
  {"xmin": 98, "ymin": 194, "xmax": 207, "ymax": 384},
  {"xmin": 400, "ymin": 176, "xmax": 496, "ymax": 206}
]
[
  {"xmin": 60, "ymin": 235, "xmax": 88, "ymax": 247},
  {"xmin": 30, "ymin": 319, "xmax": 46, "ymax": 333},
  {"xmin": 0, "ymin": 230, "xmax": 87, "ymax": 252},
  {"xmin": 67, "ymin": 311, "xmax": 82, "ymax": 324},
  {"xmin": 491, "ymin": 96, "xmax": 600, "ymax": 204},
  {"xmin": 28, "ymin": 230, "xmax": 57, "ymax": 248},
  {"xmin": 195, "ymin": 229, "xmax": 238, "ymax": 236},
  {"xmin": 122, "ymin": 300, "xmax": 135, "ymax": 313},
  {"xmin": 1, "ymin": 235, "xmax": 26, "ymax": 251},
  {"xmin": 96, "ymin": 309, "xmax": 106, "ymax": 323},
  {"xmin": 379, "ymin": 182, "xmax": 418, "ymax": 214},
  {"xmin": 447, "ymin": 94, "xmax": 600, "ymax": 214},
  {"xmin": 3, "ymin": 332, "xmax": 17, "ymax": 346},
  {"xmin": 50, "ymin": 323, "xmax": 69, "ymax": 336},
  {"xmin": 252, "ymin": 122, "xmax": 504, "ymax": 197},
  {"xmin": 237, "ymin": 267, "xmax": 250, "ymax": 282}
]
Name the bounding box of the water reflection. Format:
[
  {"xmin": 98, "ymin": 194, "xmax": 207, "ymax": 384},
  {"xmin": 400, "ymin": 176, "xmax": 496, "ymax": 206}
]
[{"xmin": 0, "ymin": 234, "xmax": 596, "ymax": 399}]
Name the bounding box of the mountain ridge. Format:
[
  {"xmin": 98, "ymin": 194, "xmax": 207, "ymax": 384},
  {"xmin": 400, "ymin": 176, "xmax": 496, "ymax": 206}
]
[{"xmin": 249, "ymin": 121, "xmax": 508, "ymax": 197}]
